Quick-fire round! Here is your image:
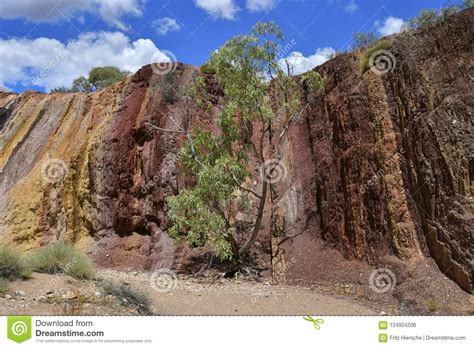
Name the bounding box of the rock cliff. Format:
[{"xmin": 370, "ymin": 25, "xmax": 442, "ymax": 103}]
[{"xmin": 0, "ymin": 9, "xmax": 472, "ymax": 296}]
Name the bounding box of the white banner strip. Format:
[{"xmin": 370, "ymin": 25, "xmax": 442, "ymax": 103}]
[{"xmin": 0, "ymin": 316, "xmax": 472, "ymax": 347}]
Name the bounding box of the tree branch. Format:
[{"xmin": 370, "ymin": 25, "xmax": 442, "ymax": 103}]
[
  {"xmin": 231, "ymin": 173, "xmax": 262, "ymax": 199},
  {"xmin": 145, "ymin": 117, "xmax": 205, "ymax": 168}
]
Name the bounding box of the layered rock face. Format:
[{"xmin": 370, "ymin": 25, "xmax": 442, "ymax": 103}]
[
  {"xmin": 0, "ymin": 9, "xmax": 472, "ymax": 293},
  {"xmin": 272, "ymin": 9, "xmax": 473, "ymax": 294}
]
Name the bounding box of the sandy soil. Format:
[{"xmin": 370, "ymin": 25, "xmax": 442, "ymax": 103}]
[
  {"xmin": 0, "ymin": 271, "xmax": 379, "ymax": 316},
  {"xmin": 1, "ymin": 267, "xmax": 471, "ymax": 316}
]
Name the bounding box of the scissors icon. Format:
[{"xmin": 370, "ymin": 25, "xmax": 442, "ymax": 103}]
[{"xmin": 303, "ymin": 316, "xmax": 324, "ymax": 330}]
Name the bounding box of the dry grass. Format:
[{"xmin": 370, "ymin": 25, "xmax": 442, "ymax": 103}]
[
  {"xmin": 0, "ymin": 246, "xmax": 32, "ymax": 280},
  {"xmin": 29, "ymin": 242, "xmax": 95, "ymax": 280},
  {"xmin": 426, "ymin": 297, "xmax": 440, "ymax": 313},
  {"xmin": 0, "ymin": 278, "xmax": 8, "ymax": 296},
  {"xmin": 100, "ymin": 280, "xmax": 152, "ymax": 315}
]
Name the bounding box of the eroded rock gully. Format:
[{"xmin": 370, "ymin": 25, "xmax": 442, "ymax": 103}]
[{"xmin": 0, "ymin": 9, "xmax": 472, "ymax": 298}]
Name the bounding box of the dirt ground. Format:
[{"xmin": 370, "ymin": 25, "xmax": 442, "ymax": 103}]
[
  {"xmin": 0, "ymin": 270, "xmax": 379, "ymax": 316},
  {"xmin": 1, "ymin": 267, "xmax": 472, "ymax": 316}
]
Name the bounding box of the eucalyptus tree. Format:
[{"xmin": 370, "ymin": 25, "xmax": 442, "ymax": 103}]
[{"xmin": 150, "ymin": 22, "xmax": 324, "ymax": 265}]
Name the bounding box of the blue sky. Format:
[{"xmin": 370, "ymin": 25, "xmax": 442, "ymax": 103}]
[{"xmin": 0, "ymin": 0, "xmax": 462, "ymax": 92}]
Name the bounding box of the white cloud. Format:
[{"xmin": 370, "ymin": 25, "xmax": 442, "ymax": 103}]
[
  {"xmin": 246, "ymin": 0, "xmax": 278, "ymax": 12},
  {"xmin": 0, "ymin": 0, "xmax": 92, "ymax": 21},
  {"xmin": 95, "ymin": 0, "xmax": 143, "ymax": 31},
  {"xmin": 376, "ymin": 16, "xmax": 404, "ymax": 36},
  {"xmin": 344, "ymin": 0, "xmax": 358, "ymax": 14},
  {"xmin": 152, "ymin": 17, "xmax": 181, "ymax": 36},
  {"xmin": 0, "ymin": 31, "xmax": 170, "ymax": 91},
  {"xmin": 194, "ymin": 0, "xmax": 239, "ymax": 20},
  {"xmin": 279, "ymin": 47, "xmax": 335, "ymax": 75},
  {"xmin": 0, "ymin": 0, "xmax": 144, "ymax": 30}
]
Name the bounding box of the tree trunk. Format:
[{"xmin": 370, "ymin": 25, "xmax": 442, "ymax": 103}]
[
  {"xmin": 226, "ymin": 233, "xmax": 240, "ymax": 261},
  {"xmin": 238, "ymin": 180, "xmax": 268, "ymax": 257}
]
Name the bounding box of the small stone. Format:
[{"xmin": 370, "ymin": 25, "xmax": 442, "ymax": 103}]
[
  {"xmin": 4, "ymin": 294, "xmax": 12, "ymax": 299},
  {"xmin": 95, "ymin": 292, "xmax": 102, "ymax": 297},
  {"xmin": 15, "ymin": 290, "xmax": 26, "ymax": 297},
  {"xmin": 380, "ymin": 311, "xmax": 386, "ymax": 315},
  {"xmin": 63, "ymin": 292, "xmax": 78, "ymax": 300}
]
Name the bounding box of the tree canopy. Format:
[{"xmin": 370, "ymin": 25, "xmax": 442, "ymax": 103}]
[{"xmin": 51, "ymin": 66, "xmax": 130, "ymax": 93}]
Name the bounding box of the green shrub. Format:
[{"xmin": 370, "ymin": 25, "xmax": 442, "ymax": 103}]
[
  {"xmin": 100, "ymin": 280, "xmax": 152, "ymax": 315},
  {"xmin": 462, "ymin": 0, "xmax": 474, "ymax": 9},
  {"xmin": 30, "ymin": 242, "xmax": 95, "ymax": 280},
  {"xmin": 352, "ymin": 32, "xmax": 377, "ymax": 49},
  {"xmin": 0, "ymin": 278, "xmax": 8, "ymax": 296},
  {"xmin": 402, "ymin": 5, "xmax": 463, "ymax": 32},
  {"xmin": 440, "ymin": 6, "xmax": 459, "ymax": 19},
  {"xmin": 360, "ymin": 40, "xmax": 393, "ymax": 73},
  {"xmin": 0, "ymin": 246, "xmax": 31, "ymax": 280},
  {"xmin": 200, "ymin": 62, "xmax": 216, "ymax": 74},
  {"xmin": 407, "ymin": 9, "xmax": 439, "ymax": 29}
]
